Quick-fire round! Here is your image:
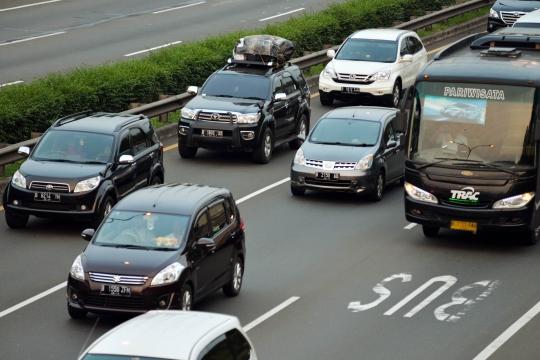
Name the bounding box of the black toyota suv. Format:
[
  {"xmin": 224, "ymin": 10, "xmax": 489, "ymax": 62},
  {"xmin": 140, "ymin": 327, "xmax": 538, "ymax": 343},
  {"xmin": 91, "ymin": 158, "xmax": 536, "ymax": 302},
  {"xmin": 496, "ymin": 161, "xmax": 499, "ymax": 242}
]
[
  {"xmin": 177, "ymin": 60, "xmax": 311, "ymax": 164},
  {"xmin": 3, "ymin": 111, "xmax": 165, "ymax": 229}
]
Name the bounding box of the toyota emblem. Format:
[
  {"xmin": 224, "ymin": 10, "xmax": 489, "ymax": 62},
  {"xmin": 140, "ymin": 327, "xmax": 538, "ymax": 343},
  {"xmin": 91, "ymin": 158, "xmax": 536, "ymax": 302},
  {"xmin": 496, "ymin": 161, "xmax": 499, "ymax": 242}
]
[
  {"xmin": 46, "ymin": 184, "xmax": 53, "ymax": 190},
  {"xmin": 349, "ymin": 74, "xmax": 356, "ymax": 79},
  {"xmin": 113, "ymin": 275, "xmax": 122, "ymax": 283},
  {"xmin": 210, "ymin": 113, "xmax": 220, "ymax": 120}
]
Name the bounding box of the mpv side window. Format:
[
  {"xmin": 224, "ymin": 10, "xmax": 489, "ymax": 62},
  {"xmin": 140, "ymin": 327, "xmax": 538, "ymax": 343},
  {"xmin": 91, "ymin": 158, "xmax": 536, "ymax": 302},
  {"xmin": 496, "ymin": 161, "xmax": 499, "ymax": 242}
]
[
  {"xmin": 130, "ymin": 127, "xmax": 148, "ymax": 155},
  {"xmin": 208, "ymin": 201, "xmax": 227, "ymax": 235},
  {"xmin": 383, "ymin": 121, "xmax": 395, "ymax": 144},
  {"xmin": 198, "ymin": 334, "xmax": 234, "ymax": 360},
  {"xmin": 193, "ymin": 212, "xmax": 211, "ymax": 240},
  {"xmin": 118, "ymin": 133, "xmax": 131, "ymax": 158},
  {"xmin": 226, "ymin": 329, "xmax": 252, "ymax": 360},
  {"xmin": 281, "ymin": 74, "xmax": 297, "ymax": 96},
  {"xmin": 225, "ymin": 197, "xmax": 236, "ymax": 222}
]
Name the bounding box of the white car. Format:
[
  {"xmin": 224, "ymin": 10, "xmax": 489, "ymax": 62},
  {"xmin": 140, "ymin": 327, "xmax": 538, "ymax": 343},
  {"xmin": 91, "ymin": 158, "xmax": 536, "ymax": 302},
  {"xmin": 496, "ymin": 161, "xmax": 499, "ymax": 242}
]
[
  {"xmin": 513, "ymin": 9, "xmax": 540, "ymax": 28},
  {"xmin": 78, "ymin": 310, "xmax": 258, "ymax": 360},
  {"xmin": 318, "ymin": 28, "xmax": 427, "ymax": 107}
]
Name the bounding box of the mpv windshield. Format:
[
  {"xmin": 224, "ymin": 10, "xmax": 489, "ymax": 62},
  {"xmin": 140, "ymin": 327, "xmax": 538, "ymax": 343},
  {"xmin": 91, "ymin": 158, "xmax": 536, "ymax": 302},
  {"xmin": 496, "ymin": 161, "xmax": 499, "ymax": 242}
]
[
  {"xmin": 335, "ymin": 39, "xmax": 397, "ymax": 63},
  {"xmin": 32, "ymin": 130, "xmax": 114, "ymax": 164},
  {"xmin": 310, "ymin": 118, "xmax": 381, "ymax": 146},
  {"xmin": 94, "ymin": 211, "xmax": 189, "ymax": 250},
  {"xmin": 202, "ymin": 73, "xmax": 270, "ymax": 100},
  {"xmin": 408, "ymin": 82, "xmax": 536, "ymax": 169}
]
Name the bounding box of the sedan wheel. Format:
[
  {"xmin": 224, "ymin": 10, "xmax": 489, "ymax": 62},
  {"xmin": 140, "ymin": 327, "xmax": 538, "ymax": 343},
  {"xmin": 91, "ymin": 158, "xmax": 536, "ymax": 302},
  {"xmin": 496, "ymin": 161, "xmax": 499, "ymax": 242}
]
[
  {"xmin": 223, "ymin": 257, "xmax": 244, "ymax": 297},
  {"xmin": 180, "ymin": 284, "xmax": 193, "ymax": 310}
]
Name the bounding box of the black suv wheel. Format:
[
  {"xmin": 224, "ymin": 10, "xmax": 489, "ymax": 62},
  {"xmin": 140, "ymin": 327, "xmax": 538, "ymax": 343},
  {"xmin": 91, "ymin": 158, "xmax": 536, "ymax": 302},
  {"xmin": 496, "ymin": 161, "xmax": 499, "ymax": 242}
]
[
  {"xmin": 289, "ymin": 114, "xmax": 307, "ymax": 150},
  {"xmin": 253, "ymin": 127, "xmax": 273, "ymax": 164},
  {"xmin": 178, "ymin": 140, "xmax": 198, "ymax": 158}
]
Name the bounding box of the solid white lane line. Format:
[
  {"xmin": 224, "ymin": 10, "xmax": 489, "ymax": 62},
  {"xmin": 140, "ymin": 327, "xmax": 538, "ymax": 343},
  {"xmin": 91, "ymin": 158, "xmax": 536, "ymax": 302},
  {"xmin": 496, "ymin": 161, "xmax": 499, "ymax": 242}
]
[
  {"xmin": 153, "ymin": 2, "xmax": 205, "ymax": 14},
  {"xmin": 0, "ymin": 32, "xmax": 65, "ymax": 47},
  {"xmin": 0, "ymin": 81, "xmax": 24, "ymax": 87},
  {"xmin": 0, "ymin": 0, "xmax": 60, "ymax": 12},
  {"xmin": 236, "ymin": 177, "xmax": 290, "ymax": 204},
  {"xmin": 473, "ymin": 300, "xmax": 540, "ymax": 360},
  {"xmin": 404, "ymin": 223, "xmax": 417, "ymax": 229},
  {"xmin": 124, "ymin": 41, "xmax": 182, "ymax": 57},
  {"xmin": 244, "ymin": 296, "xmax": 300, "ymax": 331},
  {"xmin": 0, "ymin": 282, "xmax": 66, "ymax": 319},
  {"xmin": 259, "ymin": 8, "xmax": 305, "ymax": 22}
]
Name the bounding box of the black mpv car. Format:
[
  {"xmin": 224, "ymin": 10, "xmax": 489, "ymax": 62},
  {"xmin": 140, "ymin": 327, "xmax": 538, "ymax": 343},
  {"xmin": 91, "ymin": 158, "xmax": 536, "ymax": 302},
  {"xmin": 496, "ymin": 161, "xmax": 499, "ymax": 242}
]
[
  {"xmin": 178, "ymin": 60, "xmax": 311, "ymax": 164},
  {"xmin": 3, "ymin": 111, "xmax": 165, "ymax": 229},
  {"xmin": 67, "ymin": 183, "xmax": 246, "ymax": 318},
  {"xmin": 290, "ymin": 106, "xmax": 405, "ymax": 201}
]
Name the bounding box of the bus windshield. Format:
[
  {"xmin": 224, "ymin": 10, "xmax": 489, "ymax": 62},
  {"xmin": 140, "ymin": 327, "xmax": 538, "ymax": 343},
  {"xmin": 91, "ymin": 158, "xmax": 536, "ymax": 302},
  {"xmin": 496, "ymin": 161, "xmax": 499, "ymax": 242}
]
[{"xmin": 408, "ymin": 82, "xmax": 537, "ymax": 169}]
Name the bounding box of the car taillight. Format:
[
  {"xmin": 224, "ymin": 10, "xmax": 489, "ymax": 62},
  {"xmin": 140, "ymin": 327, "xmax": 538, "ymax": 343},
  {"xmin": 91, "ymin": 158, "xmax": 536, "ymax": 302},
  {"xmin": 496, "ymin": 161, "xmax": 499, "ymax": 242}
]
[{"xmin": 240, "ymin": 216, "xmax": 245, "ymax": 231}]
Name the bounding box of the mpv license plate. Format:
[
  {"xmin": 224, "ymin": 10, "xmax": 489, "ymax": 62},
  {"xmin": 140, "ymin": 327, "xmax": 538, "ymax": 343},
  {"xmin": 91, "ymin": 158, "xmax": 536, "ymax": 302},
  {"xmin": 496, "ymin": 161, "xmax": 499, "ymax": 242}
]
[
  {"xmin": 342, "ymin": 87, "xmax": 360, "ymax": 94},
  {"xmin": 450, "ymin": 220, "xmax": 477, "ymax": 232},
  {"xmin": 34, "ymin": 192, "xmax": 60, "ymax": 202},
  {"xmin": 202, "ymin": 129, "xmax": 223, "ymax": 137},
  {"xmin": 316, "ymin": 172, "xmax": 340, "ymax": 181},
  {"xmin": 101, "ymin": 285, "xmax": 131, "ymax": 297}
]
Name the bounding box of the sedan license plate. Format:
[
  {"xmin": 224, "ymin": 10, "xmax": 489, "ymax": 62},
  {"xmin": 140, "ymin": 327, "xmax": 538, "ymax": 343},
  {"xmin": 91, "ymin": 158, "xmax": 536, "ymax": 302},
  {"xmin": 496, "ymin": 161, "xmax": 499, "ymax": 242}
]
[
  {"xmin": 342, "ymin": 87, "xmax": 360, "ymax": 94},
  {"xmin": 316, "ymin": 172, "xmax": 340, "ymax": 181},
  {"xmin": 202, "ymin": 129, "xmax": 223, "ymax": 137},
  {"xmin": 34, "ymin": 192, "xmax": 60, "ymax": 202},
  {"xmin": 450, "ymin": 220, "xmax": 477, "ymax": 232},
  {"xmin": 101, "ymin": 284, "xmax": 131, "ymax": 297}
]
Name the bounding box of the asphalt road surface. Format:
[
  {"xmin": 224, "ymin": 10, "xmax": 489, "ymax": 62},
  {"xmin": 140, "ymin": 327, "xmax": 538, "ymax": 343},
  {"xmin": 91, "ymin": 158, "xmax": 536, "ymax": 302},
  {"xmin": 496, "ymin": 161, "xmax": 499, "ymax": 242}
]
[{"xmin": 2, "ymin": 25, "xmax": 539, "ymax": 360}]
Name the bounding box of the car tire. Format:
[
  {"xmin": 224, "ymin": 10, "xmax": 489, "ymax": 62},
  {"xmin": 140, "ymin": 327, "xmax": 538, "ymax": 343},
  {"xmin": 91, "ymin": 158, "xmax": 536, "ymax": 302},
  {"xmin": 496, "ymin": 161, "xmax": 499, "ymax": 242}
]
[
  {"xmin": 523, "ymin": 230, "xmax": 538, "ymax": 246},
  {"xmin": 5, "ymin": 210, "xmax": 29, "ymax": 229},
  {"xmin": 320, "ymin": 92, "xmax": 334, "ymax": 106},
  {"xmin": 389, "ymin": 81, "xmax": 401, "ymax": 108},
  {"xmin": 422, "ymin": 225, "xmax": 440, "ymax": 237},
  {"xmin": 368, "ymin": 172, "xmax": 385, "ymax": 202},
  {"xmin": 90, "ymin": 196, "xmax": 114, "ymax": 229},
  {"xmin": 179, "ymin": 283, "xmax": 193, "ymax": 311},
  {"xmin": 399, "ymin": 177, "xmax": 405, "ymax": 186},
  {"xmin": 178, "ymin": 140, "xmax": 197, "ymax": 158},
  {"xmin": 223, "ymin": 257, "xmax": 244, "ymax": 297},
  {"xmin": 67, "ymin": 304, "xmax": 88, "ymax": 319},
  {"xmin": 151, "ymin": 175, "xmax": 162, "ymax": 186},
  {"xmin": 252, "ymin": 127, "xmax": 273, "ymax": 164},
  {"xmin": 291, "ymin": 184, "xmax": 305, "ymax": 196},
  {"xmin": 289, "ymin": 115, "xmax": 308, "ymax": 150}
]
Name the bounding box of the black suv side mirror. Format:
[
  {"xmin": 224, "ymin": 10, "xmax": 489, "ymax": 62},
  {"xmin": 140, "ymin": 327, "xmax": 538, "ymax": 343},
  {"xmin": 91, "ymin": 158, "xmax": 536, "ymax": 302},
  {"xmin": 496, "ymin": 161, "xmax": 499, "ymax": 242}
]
[
  {"xmin": 196, "ymin": 238, "xmax": 216, "ymax": 251},
  {"xmin": 187, "ymin": 86, "xmax": 198, "ymax": 95},
  {"xmin": 18, "ymin": 146, "xmax": 30, "ymax": 157},
  {"xmin": 119, "ymin": 155, "xmax": 134, "ymax": 164},
  {"xmin": 81, "ymin": 228, "xmax": 95, "ymax": 241},
  {"xmin": 275, "ymin": 93, "xmax": 286, "ymax": 101}
]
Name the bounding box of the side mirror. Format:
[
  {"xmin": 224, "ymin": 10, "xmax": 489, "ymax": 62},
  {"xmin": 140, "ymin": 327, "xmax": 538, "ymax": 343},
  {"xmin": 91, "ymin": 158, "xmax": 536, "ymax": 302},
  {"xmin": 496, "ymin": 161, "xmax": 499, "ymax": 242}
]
[
  {"xmin": 400, "ymin": 54, "xmax": 413, "ymax": 63},
  {"xmin": 386, "ymin": 140, "xmax": 398, "ymax": 149},
  {"xmin": 196, "ymin": 238, "xmax": 216, "ymax": 251},
  {"xmin": 275, "ymin": 93, "xmax": 286, "ymax": 101},
  {"xmin": 327, "ymin": 50, "xmax": 336, "ymax": 58},
  {"xmin": 119, "ymin": 155, "xmax": 134, "ymax": 164},
  {"xmin": 297, "ymin": 134, "xmax": 306, "ymax": 142},
  {"xmin": 81, "ymin": 228, "xmax": 95, "ymax": 241},
  {"xmin": 187, "ymin": 86, "xmax": 198, "ymax": 95},
  {"xmin": 18, "ymin": 146, "xmax": 30, "ymax": 157}
]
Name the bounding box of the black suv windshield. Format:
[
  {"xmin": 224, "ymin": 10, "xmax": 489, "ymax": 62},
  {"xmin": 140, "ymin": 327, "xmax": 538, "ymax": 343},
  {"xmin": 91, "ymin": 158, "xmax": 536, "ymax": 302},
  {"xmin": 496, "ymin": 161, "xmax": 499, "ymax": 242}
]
[
  {"xmin": 310, "ymin": 118, "xmax": 381, "ymax": 146},
  {"xmin": 201, "ymin": 73, "xmax": 270, "ymax": 100},
  {"xmin": 32, "ymin": 130, "xmax": 114, "ymax": 164},
  {"xmin": 336, "ymin": 39, "xmax": 397, "ymax": 63}
]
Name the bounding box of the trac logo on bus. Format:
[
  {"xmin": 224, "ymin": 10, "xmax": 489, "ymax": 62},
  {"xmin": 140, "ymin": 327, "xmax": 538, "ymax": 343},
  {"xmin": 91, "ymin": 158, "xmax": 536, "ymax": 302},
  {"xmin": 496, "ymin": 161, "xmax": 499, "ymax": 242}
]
[{"xmin": 450, "ymin": 187, "xmax": 479, "ymax": 201}]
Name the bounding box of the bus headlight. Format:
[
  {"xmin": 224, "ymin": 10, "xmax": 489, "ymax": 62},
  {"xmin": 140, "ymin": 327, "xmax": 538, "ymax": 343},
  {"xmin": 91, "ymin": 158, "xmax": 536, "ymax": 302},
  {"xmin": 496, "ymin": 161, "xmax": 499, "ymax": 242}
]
[
  {"xmin": 405, "ymin": 182, "xmax": 438, "ymax": 204},
  {"xmin": 493, "ymin": 192, "xmax": 535, "ymax": 209}
]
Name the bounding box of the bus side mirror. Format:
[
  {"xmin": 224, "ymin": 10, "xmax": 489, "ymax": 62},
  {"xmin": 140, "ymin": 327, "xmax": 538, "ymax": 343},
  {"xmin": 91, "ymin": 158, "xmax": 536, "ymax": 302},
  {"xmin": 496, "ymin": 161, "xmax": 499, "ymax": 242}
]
[
  {"xmin": 394, "ymin": 85, "xmax": 415, "ymax": 134},
  {"xmin": 535, "ymin": 119, "xmax": 540, "ymax": 142}
]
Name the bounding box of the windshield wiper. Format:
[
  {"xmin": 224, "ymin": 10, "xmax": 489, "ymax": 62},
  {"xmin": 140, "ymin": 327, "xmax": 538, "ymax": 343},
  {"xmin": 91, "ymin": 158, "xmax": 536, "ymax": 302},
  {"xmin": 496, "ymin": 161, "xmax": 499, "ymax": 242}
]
[
  {"xmin": 418, "ymin": 157, "xmax": 518, "ymax": 177},
  {"xmin": 151, "ymin": 247, "xmax": 178, "ymax": 251},
  {"xmin": 349, "ymin": 143, "xmax": 375, "ymax": 147},
  {"xmin": 416, "ymin": 157, "xmax": 479, "ymax": 170},
  {"xmin": 212, "ymin": 94, "xmax": 235, "ymax": 98},
  {"xmin": 39, "ymin": 159, "xmax": 78, "ymax": 163},
  {"xmin": 83, "ymin": 161, "xmax": 106, "ymax": 164},
  {"xmin": 114, "ymin": 244, "xmax": 150, "ymax": 250},
  {"xmin": 243, "ymin": 96, "xmax": 265, "ymax": 100}
]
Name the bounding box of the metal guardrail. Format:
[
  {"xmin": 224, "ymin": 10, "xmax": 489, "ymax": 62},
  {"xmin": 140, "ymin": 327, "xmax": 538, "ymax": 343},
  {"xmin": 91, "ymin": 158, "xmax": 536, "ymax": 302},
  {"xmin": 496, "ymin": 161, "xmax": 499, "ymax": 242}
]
[{"xmin": 0, "ymin": 0, "xmax": 494, "ymax": 170}]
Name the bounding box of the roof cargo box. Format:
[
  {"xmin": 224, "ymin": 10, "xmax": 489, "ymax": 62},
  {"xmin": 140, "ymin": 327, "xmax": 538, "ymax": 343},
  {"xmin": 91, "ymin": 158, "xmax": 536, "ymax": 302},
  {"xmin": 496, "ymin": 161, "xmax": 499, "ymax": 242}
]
[{"xmin": 232, "ymin": 35, "xmax": 295, "ymax": 65}]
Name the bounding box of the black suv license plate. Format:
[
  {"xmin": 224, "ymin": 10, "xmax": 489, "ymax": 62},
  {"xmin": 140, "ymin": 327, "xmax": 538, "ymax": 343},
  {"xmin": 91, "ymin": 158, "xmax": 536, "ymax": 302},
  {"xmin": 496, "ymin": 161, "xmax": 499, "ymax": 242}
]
[
  {"xmin": 101, "ymin": 285, "xmax": 131, "ymax": 297},
  {"xmin": 342, "ymin": 87, "xmax": 360, "ymax": 94},
  {"xmin": 202, "ymin": 129, "xmax": 223, "ymax": 137},
  {"xmin": 34, "ymin": 192, "xmax": 61, "ymax": 202},
  {"xmin": 316, "ymin": 172, "xmax": 340, "ymax": 181}
]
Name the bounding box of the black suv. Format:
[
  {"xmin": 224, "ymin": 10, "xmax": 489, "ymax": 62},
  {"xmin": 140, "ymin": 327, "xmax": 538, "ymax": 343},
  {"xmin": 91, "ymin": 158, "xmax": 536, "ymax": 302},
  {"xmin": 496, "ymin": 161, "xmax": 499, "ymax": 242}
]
[
  {"xmin": 177, "ymin": 61, "xmax": 311, "ymax": 163},
  {"xmin": 3, "ymin": 111, "xmax": 165, "ymax": 229}
]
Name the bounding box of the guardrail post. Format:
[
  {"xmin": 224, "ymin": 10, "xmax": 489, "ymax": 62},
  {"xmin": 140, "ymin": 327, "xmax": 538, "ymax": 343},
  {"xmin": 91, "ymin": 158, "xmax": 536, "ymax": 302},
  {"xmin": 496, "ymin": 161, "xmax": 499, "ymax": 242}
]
[
  {"xmin": 30, "ymin": 132, "xmax": 42, "ymax": 139},
  {"xmin": 159, "ymin": 95, "xmax": 175, "ymax": 122},
  {"xmin": 0, "ymin": 143, "xmax": 9, "ymax": 177}
]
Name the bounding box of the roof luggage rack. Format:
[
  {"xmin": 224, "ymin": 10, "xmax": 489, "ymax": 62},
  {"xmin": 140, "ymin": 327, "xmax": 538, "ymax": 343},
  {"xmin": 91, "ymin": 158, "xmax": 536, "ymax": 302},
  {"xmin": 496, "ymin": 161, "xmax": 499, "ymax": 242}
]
[
  {"xmin": 52, "ymin": 110, "xmax": 94, "ymax": 127},
  {"xmin": 480, "ymin": 47, "xmax": 522, "ymax": 58}
]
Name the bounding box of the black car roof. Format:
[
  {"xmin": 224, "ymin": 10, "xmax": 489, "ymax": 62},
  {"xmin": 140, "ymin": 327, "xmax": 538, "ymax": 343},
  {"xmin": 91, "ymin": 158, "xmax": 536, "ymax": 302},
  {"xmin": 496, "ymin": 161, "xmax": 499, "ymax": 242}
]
[
  {"xmin": 220, "ymin": 63, "xmax": 299, "ymax": 77},
  {"xmin": 322, "ymin": 106, "xmax": 398, "ymax": 122},
  {"xmin": 52, "ymin": 112, "xmax": 146, "ymax": 133},
  {"xmin": 114, "ymin": 183, "xmax": 231, "ymax": 216}
]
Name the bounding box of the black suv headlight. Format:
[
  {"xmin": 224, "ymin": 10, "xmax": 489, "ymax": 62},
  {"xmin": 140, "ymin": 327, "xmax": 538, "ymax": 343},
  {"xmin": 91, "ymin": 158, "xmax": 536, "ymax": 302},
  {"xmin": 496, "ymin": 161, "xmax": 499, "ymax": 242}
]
[
  {"xmin": 237, "ymin": 113, "xmax": 261, "ymax": 124},
  {"xmin": 181, "ymin": 107, "xmax": 197, "ymax": 119},
  {"xmin": 74, "ymin": 176, "xmax": 101, "ymax": 193}
]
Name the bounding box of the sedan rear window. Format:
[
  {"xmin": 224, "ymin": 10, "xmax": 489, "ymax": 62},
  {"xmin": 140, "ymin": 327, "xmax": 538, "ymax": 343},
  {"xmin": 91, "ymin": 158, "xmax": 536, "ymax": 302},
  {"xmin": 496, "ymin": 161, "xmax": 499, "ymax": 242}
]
[
  {"xmin": 202, "ymin": 73, "xmax": 270, "ymax": 100},
  {"xmin": 310, "ymin": 118, "xmax": 381, "ymax": 146},
  {"xmin": 336, "ymin": 39, "xmax": 397, "ymax": 63}
]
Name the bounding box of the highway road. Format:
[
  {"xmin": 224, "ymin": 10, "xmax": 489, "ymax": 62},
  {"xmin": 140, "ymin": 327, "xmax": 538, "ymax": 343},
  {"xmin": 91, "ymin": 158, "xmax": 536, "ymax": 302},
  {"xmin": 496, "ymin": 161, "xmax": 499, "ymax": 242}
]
[
  {"xmin": 0, "ymin": 0, "xmax": 344, "ymax": 85},
  {"xmin": 1, "ymin": 25, "xmax": 539, "ymax": 360}
]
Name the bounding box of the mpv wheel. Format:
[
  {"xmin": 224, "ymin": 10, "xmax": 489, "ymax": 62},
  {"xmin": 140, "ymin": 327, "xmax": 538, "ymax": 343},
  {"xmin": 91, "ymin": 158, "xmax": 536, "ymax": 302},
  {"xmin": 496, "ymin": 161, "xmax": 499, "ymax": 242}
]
[
  {"xmin": 289, "ymin": 115, "xmax": 307, "ymax": 150},
  {"xmin": 5, "ymin": 210, "xmax": 29, "ymax": 229},
  {"xmin": 253, "ymin": 127, "xmax": 273, "ymax": 164},
  {"xmin": 223, "ymin": 257, "xmax": 244, "ymax": 297},
  {"xmin": 523, "ymin": 229, "xmax": 539, "ymax": 246},
  {"xmin": 67, "ymin": 304, "xmax": 87, "ymax": 319},
  {"xmin": 291, "ymin": 184, "xmax": 305, "ymax": 196},
  {"xmin": 178, "ymin": 140, "xmax": 197, "ymax": 158},
  {"xmin": 368, "ymin": 172, "xmax": 384, "ymax": 202},
  {"xmin": 179, "ymin": 283, "xmax": 193, "ymax": 311}
]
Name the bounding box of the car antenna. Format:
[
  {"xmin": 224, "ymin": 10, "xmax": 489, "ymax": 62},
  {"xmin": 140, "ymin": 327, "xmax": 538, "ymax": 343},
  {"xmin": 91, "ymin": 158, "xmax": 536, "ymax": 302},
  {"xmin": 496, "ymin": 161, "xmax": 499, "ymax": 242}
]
[{"xmin": 78, "ymin": 317, "xmax": 101, "ymax": 359}]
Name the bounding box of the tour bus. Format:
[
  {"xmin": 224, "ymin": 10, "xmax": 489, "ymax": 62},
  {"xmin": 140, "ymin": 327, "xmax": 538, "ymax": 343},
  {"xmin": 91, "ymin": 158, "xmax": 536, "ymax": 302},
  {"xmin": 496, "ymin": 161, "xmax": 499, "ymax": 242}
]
[{"xmin": 396, "ymin": 27, "xmax": 540, "ymax": 245}]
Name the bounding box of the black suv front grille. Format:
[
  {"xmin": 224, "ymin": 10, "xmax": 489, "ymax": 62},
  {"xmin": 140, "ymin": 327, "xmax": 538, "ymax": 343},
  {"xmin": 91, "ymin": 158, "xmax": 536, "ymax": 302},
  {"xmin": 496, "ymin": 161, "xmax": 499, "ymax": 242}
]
[
  {"xmin": 29, "ymin": 182, "xmax": 70, "ymax": 193},
  {"xmin": 198, "ymin": 112, "xmax": 237, "ymax": 123}
]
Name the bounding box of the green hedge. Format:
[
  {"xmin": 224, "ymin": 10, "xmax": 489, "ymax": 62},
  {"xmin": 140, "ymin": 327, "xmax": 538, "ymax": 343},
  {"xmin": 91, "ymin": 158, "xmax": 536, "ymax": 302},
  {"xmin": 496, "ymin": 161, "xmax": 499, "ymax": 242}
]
[{"xmin": 0, "ymin": 0, "xmax": 454, "ymax": 144}]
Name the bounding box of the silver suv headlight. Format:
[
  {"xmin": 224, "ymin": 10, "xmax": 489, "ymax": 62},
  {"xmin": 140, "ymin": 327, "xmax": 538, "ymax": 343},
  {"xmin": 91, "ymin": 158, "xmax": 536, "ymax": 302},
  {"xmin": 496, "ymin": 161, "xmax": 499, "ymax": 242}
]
[
  {"xmin": 489, "ymin": 8, "xmax": 499, "ymax": 18},
  {"xmin": 151, "ymin": 262, "xmax": 184, "ymax": 286},
  {"xmin": 405, "ymin": 182, "xmax": 438, "ymax": 204},
  {"xmin": 355, "ymin": 154, "xmax": 373, "ymax": 170},
  {"xmin": 12, "ymin": 170, "xmax": 26, "ymax": 189},
  {"xmin": 493, "ymin": 192, "xmax": 535, "ymax": 209},
  {"xmin": 293, "ymin": 148, "xmax": 305, "ymax": 166},
  {"xmin": 70, "ymin": 254, "xmax": 84, "ymax": 281},
  {"xmin": 74, "ymin": 176, "xmax": 100, "ymax": 193},
  {"xmin": 322, "ymin": 66, "xmax": 337, "ymax": 79},
  {"xmin": 237, "ymin": 113, "xmax": 261, "ymax": 124},
  {"xmin": 181, "ymin": 107, "xmax": 197, "ymax": 119},
  {"xmin": 370, "ymin": 70, "xmax": 391, "ymax": 81}
]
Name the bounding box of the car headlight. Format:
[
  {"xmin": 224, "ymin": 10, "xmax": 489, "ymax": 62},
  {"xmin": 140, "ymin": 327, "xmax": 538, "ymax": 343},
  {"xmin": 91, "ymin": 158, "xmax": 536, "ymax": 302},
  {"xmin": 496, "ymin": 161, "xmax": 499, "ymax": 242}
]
[
  {"xmin": 293, "ymin": 148, "xmax": 305, "ymax": 166},
  {"xmin": 70, "ymin": 254, "xmax": 84, "ymax": 281},
  {"xmin": 181, "ymin": 107, "xmax": 197, "ymax": 120},
  {"xmin": 370, "ymin": 70, "xmax": 391, "ymax": 81},
  {"xmin": 489, "ymin": 8, "xmax": 499, "ymax": 18},
  {"xmin": 404, "ymin": 182, "xmax": 438, "ymax": 204},
  {"xmin": 322, "ymin": 66, "xmax": 337, "ymax": 79},
  {"xmin": 355, "ymin": 154, "xmax": 373, "ymax": 170},
  {"xmin": 74, "ymin": 176, "xmax": 100, "ymax": 193},
  {"xmin": 493, "ymin": 192, "xmax": 535, "ymax": 209},
  {"xmin": 236, "ymin": 113, "xmax": 261, "ymax": 124},
  {"xmin": 151, "ymin": 262, "xmax": 184, "ymax": 286},
  {"xmin": 12, "ymin": 170, "xmax": 26, "ymax": 189}
]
